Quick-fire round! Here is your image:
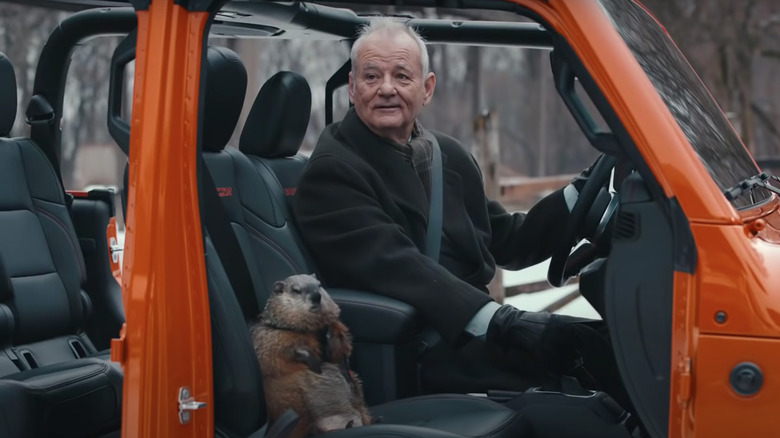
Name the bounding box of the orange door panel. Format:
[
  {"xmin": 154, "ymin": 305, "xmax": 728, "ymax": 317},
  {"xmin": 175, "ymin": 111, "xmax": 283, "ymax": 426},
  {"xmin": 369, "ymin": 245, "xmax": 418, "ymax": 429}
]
[
  {"xmin": 693, "ymin": 335, "xmax": 780, "ymax": 437},
  {"xmin": 117, "ymin": 2, "xmax": 213, "ymax": 437}
]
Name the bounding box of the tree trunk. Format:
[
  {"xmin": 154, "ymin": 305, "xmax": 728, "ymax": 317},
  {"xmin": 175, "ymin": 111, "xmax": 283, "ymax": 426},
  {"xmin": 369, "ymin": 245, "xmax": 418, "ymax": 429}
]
[
  {"xmin": 474, "ymin": 111, "xmax": 504, "ymax": 303},
  {"xmin": 537, "ymin": 50, "xmax": 548, "ymax": 177},
  {"xmin": 466, "ymin": 46, "xmax": 482, "ymax": 153},
  {"xmin": 739, "ymin": 61, "xmax": 757, "ymax": 154}
]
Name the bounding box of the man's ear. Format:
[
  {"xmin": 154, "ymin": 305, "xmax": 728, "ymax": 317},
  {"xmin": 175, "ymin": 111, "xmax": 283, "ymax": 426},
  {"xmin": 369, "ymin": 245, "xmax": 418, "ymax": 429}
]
[
  {"xmin": 273, "ymin": 281, "xmax": 285, "ymax": 294},
  {"xmin": 423, "ymin": 72, "xmax": 436, "ymax": 106},
  {"xmin": 348, "ymin": 71, "xmax": 356, "ymax": 103}
]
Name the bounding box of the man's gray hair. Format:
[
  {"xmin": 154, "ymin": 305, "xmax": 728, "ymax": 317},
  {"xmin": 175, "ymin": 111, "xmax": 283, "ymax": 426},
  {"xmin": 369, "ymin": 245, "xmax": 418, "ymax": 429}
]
[{"xmin": 350, "ymin": 17, "xmax": 430, "ymax": 77}]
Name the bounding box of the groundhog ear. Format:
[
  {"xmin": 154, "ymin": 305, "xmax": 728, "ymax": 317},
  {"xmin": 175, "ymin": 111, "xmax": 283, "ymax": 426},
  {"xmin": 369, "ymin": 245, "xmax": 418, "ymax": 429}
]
[
  {"xmin": 272, "ymin": 281, "xmax": 285, "ymax": 294},
  {"xmin": 310, "ymin": 273, "xmax": 317, "ymax": 280}
]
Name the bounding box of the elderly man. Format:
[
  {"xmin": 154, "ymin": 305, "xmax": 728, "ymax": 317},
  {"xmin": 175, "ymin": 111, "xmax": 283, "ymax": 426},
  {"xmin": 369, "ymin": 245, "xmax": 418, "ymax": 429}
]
[{"xmin": 294, "ymin": 18, "xmax": 620, "ymax": 399}]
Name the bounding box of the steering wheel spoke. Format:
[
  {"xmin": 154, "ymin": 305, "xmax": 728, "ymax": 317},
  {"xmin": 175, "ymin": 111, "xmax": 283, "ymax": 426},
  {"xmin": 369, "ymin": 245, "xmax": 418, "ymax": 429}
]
[
  {"xmin": 563, "ymin": 242, "xmax": 599, "ymax": 279},
  {"xmin": 547, "ymin": 154, "xmax": 617, "ymax": 287}
]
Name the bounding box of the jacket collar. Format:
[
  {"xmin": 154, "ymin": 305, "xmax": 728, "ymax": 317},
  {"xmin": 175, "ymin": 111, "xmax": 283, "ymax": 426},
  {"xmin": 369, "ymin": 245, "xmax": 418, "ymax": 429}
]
[{"xmin": 337, "ymin": 108, "xmax": 431, "ymax": 224}]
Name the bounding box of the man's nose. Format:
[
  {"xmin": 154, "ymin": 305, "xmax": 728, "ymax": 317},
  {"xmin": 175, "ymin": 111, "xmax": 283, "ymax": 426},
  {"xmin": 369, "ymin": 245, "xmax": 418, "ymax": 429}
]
[{"xmin": 377, "ymin": 76, "xmax": 396, "ymax": 95}]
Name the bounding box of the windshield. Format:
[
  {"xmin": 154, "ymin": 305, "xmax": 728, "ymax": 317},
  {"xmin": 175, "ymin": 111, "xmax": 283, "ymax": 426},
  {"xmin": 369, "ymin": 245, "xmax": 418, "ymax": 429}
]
[{"xmin": 597, "ymin": 0, "xmax": 770, "ymax": 209}]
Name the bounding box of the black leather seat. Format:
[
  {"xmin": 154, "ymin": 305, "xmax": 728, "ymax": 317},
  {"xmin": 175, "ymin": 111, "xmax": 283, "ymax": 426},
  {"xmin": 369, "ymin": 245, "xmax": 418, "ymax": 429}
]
[
  {"xmin": 0, "ymin": 51, "xmax": 122, "ymax": 438},
  {"xmin": 238, "ymin": 70, "xmax": 312, "ymax": 206},
  {"xmin": 0, "ymin": 50, "xmax": 108, "ymax": 374},
  {"xmin": 201, "ymin": 48, "xmax": 312, "ymax": 306},
  {"xmin": 201, "ymin": 46, "xmax": 529, "ymax": 438}
]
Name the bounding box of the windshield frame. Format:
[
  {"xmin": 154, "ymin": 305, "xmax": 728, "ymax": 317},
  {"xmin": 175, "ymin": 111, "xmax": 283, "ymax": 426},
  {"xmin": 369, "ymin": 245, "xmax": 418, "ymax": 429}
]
[{"xmin": 596, "ymin": 0, "xmax": 770, "ymax": 210}]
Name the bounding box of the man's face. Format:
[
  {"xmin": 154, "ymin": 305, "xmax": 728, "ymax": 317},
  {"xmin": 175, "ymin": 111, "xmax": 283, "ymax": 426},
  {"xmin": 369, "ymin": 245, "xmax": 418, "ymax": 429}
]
[{"xmin": 349, "ymin": 31, "xmax": 436, "ymax": 144}]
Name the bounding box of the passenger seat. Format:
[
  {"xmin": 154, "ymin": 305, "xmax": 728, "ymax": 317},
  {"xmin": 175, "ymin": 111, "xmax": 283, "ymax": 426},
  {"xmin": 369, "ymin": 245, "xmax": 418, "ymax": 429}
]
[
  {"xmin": 201, "ymin": 48, "xmax": 312, "ymax": 309},
  {"xmin": 0, "ymin": 52, "xmax": 107, "ymax": 373},
  {"xmin": 238, "ymin": 70, "xmax": 312, "ymax": 204},
  {"xmin": 0, "ymin": 51, "xmax": 122, "ymax": 438}
]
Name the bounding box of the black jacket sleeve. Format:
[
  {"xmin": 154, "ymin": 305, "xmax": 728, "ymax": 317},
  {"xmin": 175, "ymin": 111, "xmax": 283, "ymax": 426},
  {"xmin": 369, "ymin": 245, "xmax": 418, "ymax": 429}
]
[
  {"xmin": 448, "ymin": 140, "xmax": 570, "ymax": 272},
  {"xmin": 487, "ymin": 187, "xmax": 570, "ymax": 271},
  {"xmin": 294, "ymin": 153, "xmax": 492, "ymax": 345}
]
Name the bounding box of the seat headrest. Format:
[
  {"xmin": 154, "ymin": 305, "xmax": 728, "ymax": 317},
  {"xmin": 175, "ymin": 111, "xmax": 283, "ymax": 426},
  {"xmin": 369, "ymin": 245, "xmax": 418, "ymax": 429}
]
[
  {"xmin": 0, "ymin": 52, "xmax": 17, "ymax": 137},
  {"xmin": 239, "ymin": 71, "xmax": 311, "ymax": 158},
  {"xmin": 202, "ymin": 46, "xmax": 247, "ymax": 152}
]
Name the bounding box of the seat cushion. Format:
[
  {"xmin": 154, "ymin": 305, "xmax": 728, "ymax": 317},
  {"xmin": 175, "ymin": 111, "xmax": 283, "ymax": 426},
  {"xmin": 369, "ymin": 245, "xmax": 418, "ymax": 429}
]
[
  {"xmin": 317, "ymin": 424, "xmax": 472, "ymax": 438},
  {"xmin": 370, "ymin": 394, "xmax": 530, "ymax": 438},
  {"xmin": 203, "ymin": 148, "xmax": 313, "ymax": 306},
  {"xmin": 0, "ymin": 357, "xmax": 122, "ymax": 438}
]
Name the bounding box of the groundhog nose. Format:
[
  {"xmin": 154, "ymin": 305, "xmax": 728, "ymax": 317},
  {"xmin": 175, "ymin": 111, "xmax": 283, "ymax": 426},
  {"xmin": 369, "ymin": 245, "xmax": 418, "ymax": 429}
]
[{"xmin": 310, "ymin": 291, "xmax": 322, "ymax": 305}]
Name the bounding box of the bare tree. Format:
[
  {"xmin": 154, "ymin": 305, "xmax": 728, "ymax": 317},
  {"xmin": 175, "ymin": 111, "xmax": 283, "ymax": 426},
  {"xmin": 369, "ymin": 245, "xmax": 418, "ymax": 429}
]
[
  {"xmin": 0, "ymin": 5, "xmax": 64, "ymax": 134},
  {"xmin": 643, "ymin": 0, "xmax": 780, "ymax": 157}
]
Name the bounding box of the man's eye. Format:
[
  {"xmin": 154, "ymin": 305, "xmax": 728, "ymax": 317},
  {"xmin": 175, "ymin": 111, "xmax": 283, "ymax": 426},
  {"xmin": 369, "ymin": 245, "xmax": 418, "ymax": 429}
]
[
  {"xmin": 398, "ymin": 74, "xmax": 409, "ymax": 80},
  {"xmin": 365, "ymin": 74, "xmax": 377, "ymax": 80}
]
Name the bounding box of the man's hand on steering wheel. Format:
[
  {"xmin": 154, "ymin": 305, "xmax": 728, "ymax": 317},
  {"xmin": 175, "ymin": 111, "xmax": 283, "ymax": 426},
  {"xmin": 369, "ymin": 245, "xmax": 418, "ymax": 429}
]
[{"xmin": 548, "ymin": 154, "xmax": 617, "ymax": 287}]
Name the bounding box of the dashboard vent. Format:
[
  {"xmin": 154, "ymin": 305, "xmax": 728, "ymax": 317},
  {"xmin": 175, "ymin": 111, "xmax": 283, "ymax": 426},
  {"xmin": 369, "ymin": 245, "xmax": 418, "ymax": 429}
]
[{"xmin": 615, "ymin": 212, "xmax": 638, "ymax": 240}]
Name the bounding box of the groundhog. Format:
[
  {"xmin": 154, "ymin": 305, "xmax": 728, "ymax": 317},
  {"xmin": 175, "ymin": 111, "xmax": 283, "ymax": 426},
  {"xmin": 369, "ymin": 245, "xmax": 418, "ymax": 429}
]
[{"xmin": 251, "ymin": 274, "xmax": 374, "ymax": 438}]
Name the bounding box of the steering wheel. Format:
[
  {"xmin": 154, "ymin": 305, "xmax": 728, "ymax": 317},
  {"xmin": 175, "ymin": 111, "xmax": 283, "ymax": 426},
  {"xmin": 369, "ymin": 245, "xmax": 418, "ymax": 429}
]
[{"xmin": 547, "ymin": 155, "xmax": 618, "ymax": 287}]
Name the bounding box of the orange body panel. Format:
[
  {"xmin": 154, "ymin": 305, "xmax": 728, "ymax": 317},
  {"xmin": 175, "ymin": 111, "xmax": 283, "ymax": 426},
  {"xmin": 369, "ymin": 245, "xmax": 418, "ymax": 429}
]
[
  {"xmin": 117, "ymin": 2, "xmax": 213, "ymax": 438},
  {"xmin": 693, "ymin": 335, "xmax": 780, "ymax": 436},
  {"xmin": 668, "ymin": 271, "xmax": 696, "ymax": 437},
  {"xmin": 667, "ymin": 210, "xmax": 780, "ymax": 437},
  {"xmin": 693, "ymin": 210, "xmax": 780, "ymax": 339}
]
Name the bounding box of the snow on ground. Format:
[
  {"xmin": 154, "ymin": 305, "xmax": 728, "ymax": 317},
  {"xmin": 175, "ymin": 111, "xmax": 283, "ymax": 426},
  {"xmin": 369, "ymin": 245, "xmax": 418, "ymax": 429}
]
[{"xmin": 502, "ymin": 259, "xmax": 601, "ymax": 320}]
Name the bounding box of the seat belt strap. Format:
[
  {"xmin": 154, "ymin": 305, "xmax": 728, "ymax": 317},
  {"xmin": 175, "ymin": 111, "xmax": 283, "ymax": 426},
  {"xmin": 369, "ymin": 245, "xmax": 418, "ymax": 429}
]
[
  {"xmin": 422, "ymin": 130, "xmax": 443, "ymax": 262},
  {"xmin": 416, "ymin": 130, "xmax": 445, "ymax": 352}
]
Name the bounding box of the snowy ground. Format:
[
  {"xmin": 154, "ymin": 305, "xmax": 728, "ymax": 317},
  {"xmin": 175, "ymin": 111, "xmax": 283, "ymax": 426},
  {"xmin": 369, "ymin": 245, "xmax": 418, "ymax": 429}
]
[{"xmin": 502, "ymin": 260, "xmax": 600, "ymax": 319}]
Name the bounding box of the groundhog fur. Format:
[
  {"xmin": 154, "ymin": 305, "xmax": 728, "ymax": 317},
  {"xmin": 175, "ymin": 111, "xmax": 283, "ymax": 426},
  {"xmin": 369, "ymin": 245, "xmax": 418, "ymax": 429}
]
[{"xmin": 251, "ymin": 274, "xmax": 374, "ymax": 438}]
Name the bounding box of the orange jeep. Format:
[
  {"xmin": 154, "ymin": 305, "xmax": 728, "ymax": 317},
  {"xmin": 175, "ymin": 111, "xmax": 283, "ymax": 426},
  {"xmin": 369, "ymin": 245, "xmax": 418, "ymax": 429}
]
[{"xmin": 0, "ymin": 1, "xmax": 777, "ymax": 438}]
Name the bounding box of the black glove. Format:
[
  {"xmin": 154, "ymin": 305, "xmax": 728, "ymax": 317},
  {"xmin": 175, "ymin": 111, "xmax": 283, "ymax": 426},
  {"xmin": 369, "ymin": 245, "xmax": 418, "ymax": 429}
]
[
  {"xmin": 569, "ymin": 153, "xmax": 605, "ymax": 194},
  {"xmin": 486, "ymin": 305, "xmax": 583, "ymax": 377}
]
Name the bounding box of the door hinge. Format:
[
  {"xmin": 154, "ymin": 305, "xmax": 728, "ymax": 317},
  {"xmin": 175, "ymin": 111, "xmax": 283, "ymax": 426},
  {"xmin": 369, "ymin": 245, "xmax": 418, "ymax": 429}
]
[
  {"xmin": 677, "ymin": 357, "xmax": 692, "ymax": 405},
  {"xmin": 178, "ymin": 386, "xmax": 207, "ymax": 424}
]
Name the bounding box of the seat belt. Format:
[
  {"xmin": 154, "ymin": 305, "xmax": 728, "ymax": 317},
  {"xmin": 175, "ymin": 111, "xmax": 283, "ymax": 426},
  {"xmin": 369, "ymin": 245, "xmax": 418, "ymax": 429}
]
[
  {"xmin": 417, "ymin": 131, "xmax": 444, "ymax": 352},
  {"xmin": 422, "ymin": 130, "xmax": 443, "ymax": 262},
  {"xmin": 200, "ymin": 160, "xmax": 261, "ymax": 321}
]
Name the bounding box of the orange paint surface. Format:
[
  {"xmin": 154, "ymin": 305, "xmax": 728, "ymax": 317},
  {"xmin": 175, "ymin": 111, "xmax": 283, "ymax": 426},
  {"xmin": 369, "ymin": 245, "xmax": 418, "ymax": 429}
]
[
  {"xmin": 693, "ymin": 335, "xmax": 780, "ymax": 437},
  {"xmin": 116, "ymin": 3, "xmax": 214, "ymax": 438}
]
